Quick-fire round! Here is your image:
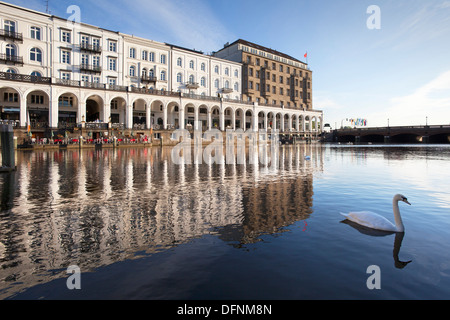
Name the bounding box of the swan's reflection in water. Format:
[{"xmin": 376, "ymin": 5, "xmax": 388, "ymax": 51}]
[{"xmin": 341, "ymin": 220, "xmax": 412, "ymax": 269}]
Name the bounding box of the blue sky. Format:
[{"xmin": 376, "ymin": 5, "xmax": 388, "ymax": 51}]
[{"xmin": 7, "ymin": 0, "xmax": 450, "ymax": 127}]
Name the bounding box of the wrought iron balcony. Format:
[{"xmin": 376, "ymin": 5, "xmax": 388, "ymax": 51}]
[
  {"xmin": 221, "ymin": 87, "xmax": 233, "ymax": 94},
  {"xmin": 78, "ymin": 43, "xmax": 102, "ymax": 53},
  {"xmin": 0, "ymin": 29, "xmax": 23, "ymax": 42},
  {"xmin": 79, "ymin": 64, "xmax": 102, "ymax": 73},
  {"xmin": 0, "ymin": 53, "xmax": 23, "ymax": 65},
  {"xmin": 141, "ymin": 75, "xmax": 157, "ymax": 83},
  {"xmin": 185, "ymin": 82, "xmax": 199, "ymax": 89}
]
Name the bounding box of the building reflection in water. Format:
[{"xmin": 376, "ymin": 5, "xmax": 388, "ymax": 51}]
[{"xmin": 0, "ymin": 144, "xmax": 323, "ymax": 298}]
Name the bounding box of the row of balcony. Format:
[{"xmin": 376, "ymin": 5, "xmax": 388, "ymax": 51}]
[{"xmin": 0, "ymin": 28, "xmax": 23, "ymax": 42}]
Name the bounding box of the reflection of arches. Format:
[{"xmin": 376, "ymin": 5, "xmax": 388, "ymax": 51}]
[
  {"xmin": 184, "ymin": 103, "xmax": 196, "ymax": 127},
  {"xmin": 267, "ymin": 112, "xmax": 275, "ymax": 130},
  {"xmin": 86, "ymin": 95, "xmax": 104, "ymax": 122}
]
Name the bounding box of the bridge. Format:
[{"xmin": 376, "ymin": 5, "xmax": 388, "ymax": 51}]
[{"xmin": 332, "ymin": 125, "xmax": 450, "ymax": 144}]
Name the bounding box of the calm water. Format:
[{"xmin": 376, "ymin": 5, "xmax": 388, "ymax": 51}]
[{"xmin": 1, "ymin": 144, "xmax": 450, "ymax": 300}]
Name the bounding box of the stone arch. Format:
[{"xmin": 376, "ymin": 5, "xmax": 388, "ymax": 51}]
[{"xmin": 85, "ymin": 94, "xmax": 104, "ymax": 122}]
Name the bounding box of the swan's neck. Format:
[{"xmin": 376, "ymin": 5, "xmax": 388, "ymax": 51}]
[{"xmin": 393, "ymin": 199, "xmax": 405, "ymax": 232}]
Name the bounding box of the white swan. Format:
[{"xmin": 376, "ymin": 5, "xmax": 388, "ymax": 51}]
[{"xmin": 340, "ymin": 194, "xmax": 410, "ymax": 232}]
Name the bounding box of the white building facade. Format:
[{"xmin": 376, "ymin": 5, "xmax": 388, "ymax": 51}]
[{"xmin": 0, "ymin": 1, "xmax": 323, "ymax": 136}]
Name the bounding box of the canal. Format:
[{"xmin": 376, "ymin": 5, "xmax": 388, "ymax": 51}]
[{"xmin": 1, "ymin": 144, "xmax": 450, "ymax": 299}]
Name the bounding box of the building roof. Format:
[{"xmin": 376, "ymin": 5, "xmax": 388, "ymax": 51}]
[{"xmin": 220, "ymin": 39, "xmax": 307, "ymax": 65}]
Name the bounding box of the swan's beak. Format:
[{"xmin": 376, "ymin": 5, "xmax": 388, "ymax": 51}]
[{"xmin": 403, "ymin": 199, "xmax": 411, "ymax": 205}]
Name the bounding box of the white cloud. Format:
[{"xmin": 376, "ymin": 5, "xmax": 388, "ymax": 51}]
[{"xmin": 380, "ymin": 70, "xmax": 450, "ymax": 126}]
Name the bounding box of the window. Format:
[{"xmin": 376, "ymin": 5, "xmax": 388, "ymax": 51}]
[
  {"xmin": 160, "ymin": 70, "xmax": 166, "ymax": 81},
  {"xmin": 31, "ymin": 71, "xmax": 42, "ymax": 77},
  {"xmin": 61, "ymin": 72, "xmax": 71, "ymax": 80},
  {"xmin": 61, "ymin": 30, "xmax": 71, "ymax": 43},
  {"xmin": 234, "ymin": 82, "xmax": 239, "ymax": 91},
  {"xmin": 4, "ymin": 20, "xmax": 15, "ymax": 32},
  {"xmin": 189, "ymin": 60, "xmax": 194, "ymax": 69},
  {"xmin": 201, "ymin": 63, "xmax": 206, "ymax": 71},
  {"xmin": 81, "ymin": 75, "xmax": 90, "ymax": 82},
  {"xmin": 109, "ymin": 41, "xmax": 117, "ymax": 52},
  {"xmin": 177, "ymin": 73, "xmax": 182, "ymax": 83},
  {"xmin": 149, "ymin": 52, "xmax": 155, "ymax": 62},
  {"xmin": 92, "ymin": 38, "xmax": 100, "ymax": 49},
  {"xmin": 149, "ymin": 69, "xmax": 154, "ymax": 78},
  {"xmin": 214, "ymin": 65, "xmax": 219, "ymax": 74},
  {"xmin": 81, "ymin": 35, "xmax": 89, "ymax": 46},
  {"xmin": 160, "ymin": 54, "xmax": 166, "ymax": 64},
  {"xmin": 30, "ymin": 48, "xmax": 42, "ymax": 62},
  {"xmin": 59, "ymin": 95, "xmax": 74, "ymax": 107},
  {"xmin": 6, "ymin": 68, "xmax": 16, "ymax": 74},
  {"xmin": 129, "ymin": 47, "xmax": 136, "ymax": 58},
  {"xmin": 142, "ymin": 50, "xmax": 148, "ymax": 60},
  {"xmin": 129, "ymin": 65, "xmax": 136, "ymax": 77},
  {"xmin": 81, "ymin": 53, "xmax": 89, "ymax": 65},
  {"xmin": 177, "ymin": 57, "xmax": 182, "ymax": 67},
  {"xmin": 225, "ymin": 80, "xmax": 230, "ymax": 89},
  {"xmin": 61, "ymin": 50, "xmax": 71, "ymax": 64},
  {"xmin": 189, "ymin": 75, "xmax": 195, "ymax": 84},
  {"xmin": 108, "ymin": 78, "xmax": 117, "ymax": 85},
  {"xmin": 225, "ymin": 67, "xmax": 229, "ymax": 76},
  {"xmin": 4, "ymin": 92, "xmax": 18, "ymax": 102},
  {"xmin": 279, "ymin": 65, "xmax": 283, "ymax": 72},
  {"xmin": 30, "ymin": 26, "xmax": 41, "ymax": 40},
  {"xmin": 92, "ymin": 56, "xmax": 100, "ymax": 66},
  {"xmin": 6, "ymin": 44, "xmax": 16, "ymax": 56},
  {"xmin": 30, "ymin": 94, "xmax": 44, "ymax": 104},
  {"xmin": 108, "ymin": 57, "xmax": 117, "ymax": 71},
  {"xmin": 214, "ymin": 79, "xmax": 219, "ymax": 88},
  {"xmin": 201, "ymin": 77, "xmax": 206, "ymax": 87},
  {"xmin": 234, "ymin": 69, "xmax": 238, "ymax": 77}
]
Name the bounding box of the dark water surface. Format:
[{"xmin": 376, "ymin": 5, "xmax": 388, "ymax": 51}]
[{"xmin": 1, "ymin": 144, "xmax": 450, "ymax": 299}]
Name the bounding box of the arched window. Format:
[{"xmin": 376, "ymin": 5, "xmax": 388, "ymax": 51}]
[
  {"xmin": 225, "ymin": 80, "xmax": 230, "ymax": 88},
  {"xmin": 6, "ymin": 44, "xmax": 16, "ymax": 56},
  {"xmin": 225, "ymin": 67, "xmax": 229, "ymax": 76},
  {"xmin": 189, "ymin": 75, "xmax": 195, "ymax": 84},
  {"xmin": 214, "ymin": 79, "xmax": 219, "ymax": 88},
  {"xmin": 160, "ymin": 70, "xmax": 166, "ymax": 81},
  {"xmin": 129, "ymin": 65, "xmax": 136, "ymax": 77},
  {"xmin": 234, "ymin": 82, "xmax": 239, "ymax": 91},
  {"xmin": 30, "ymin": 47, "xmax": 42, "ymax": 62},
  {"xmin": 214, "ymin": 65, "xmax": 219, "ymax": 74},
  {"xmin": 177, "ymin": 57, "xmax": 182, "ymax": 67},
  {"xmin": 31, "ymin": 71, "xmax": 42, "ymax": 77},
  {"xmin": 201, "ymin": 63, "xmax": 206, "ymax": 71},
  {"xmin": 149, "ymin": 69, "xmax": 154, "ymax": 78},
  {"xmin": 142, "ymin": 68, "xmax": 147, "ymax": 77},
  {"xmin": 6, "ymin": 68, "xmax": 16, "ymax": 74},
  {"xmin": 201, "ymin": 77, "xmax": 206, "ymax": 87},
  {"xmin": 177, "ymin": 72, "xmax": 182, "ymax": 83},
  {"xmin": 234, "ymin": 69, "xmax": 239, "ymax": 77},
  {"xmin": 189, "ymin": 60, "xmax": 194, "ymax": 69}
]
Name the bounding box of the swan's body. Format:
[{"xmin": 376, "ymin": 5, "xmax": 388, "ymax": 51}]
[{"xmin": 340, "ymin": 194, "xmax": 410, "ymax": 232}]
